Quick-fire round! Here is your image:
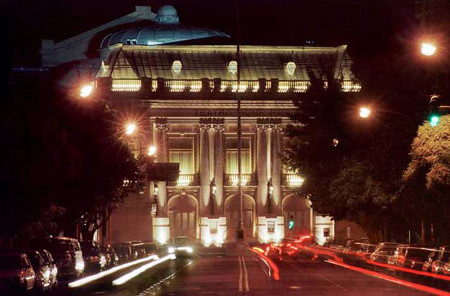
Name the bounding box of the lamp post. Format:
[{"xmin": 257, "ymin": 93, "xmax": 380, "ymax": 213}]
[
  {"xmin": 210, "ymin": 179, "xmax": 217, "ymax": 216},
  {"xmin": 267, "ymin": 179, "xmax": 273, "ymax": 214}
]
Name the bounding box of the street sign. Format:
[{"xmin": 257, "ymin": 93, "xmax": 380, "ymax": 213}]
[{"xmin": 147, "ymin": 163, "xmax": 179, "ymax": 181}]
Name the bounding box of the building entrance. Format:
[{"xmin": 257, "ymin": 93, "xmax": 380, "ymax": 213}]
[
  {"xmin": 168, "ymin": 195, "xmax": 198, "ymax": 239},
  {"xmin": 225, "ymin": 194, "xmax": 255, "ymax": 241}
]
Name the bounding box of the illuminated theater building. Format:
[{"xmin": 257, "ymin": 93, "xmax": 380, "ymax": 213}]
[{"xmin": 42, "ymin": 5, "xmax": 365, "ymax": 246}]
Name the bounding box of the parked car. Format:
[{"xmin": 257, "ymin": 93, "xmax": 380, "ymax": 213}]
[
  {"xmin": 143, "ymin": 242, "xmax": 158, "ymax": 256},
  {"xmin": 355, "ymin": 243, "xmax": 377, "ymax": 261},
  {"xmin": 101, "ymin": 245, "xmax": 119, "ymax": 268},
  {"xmin": 112, "ymin": 243, "xmax": 133, "ymax": 263},
  {"xmin": 393, "ymin": 246, "xmax": 434, "ymax": 270},
  {"xmin": 431, "ymin": 246, "xmax": 450, "ymax": 275},
  {"xmin": 387, "ymin": 244, "xmax": 408, "ymax": 265},
  {"xmin": 129, "ymin": 241, "xmax": 146, "ymax": 259},
  {"xmin": 422, "ymin": 249, "xmax": 440, "ymax": 272},
  {"xmin": 39, "ymin": 249, "xmax": 58, "ymax": 289},
  {"xmin": 80, "ymin": 241, "xmax": 106, "ymax": 273},
  {"xmin": 0, "ymin": 252, "xmax": 35, "ymax": 294},
  {"xmin": 25, "ymin": 250, "xmax": 51, "ymax": 292},
  {"xmin": 370, "ymin": 242, "xmax": 399, "ymax": 263},
  {"xmin": 46, "ymin": 236, "xmax": 84, "ymax": 278}
]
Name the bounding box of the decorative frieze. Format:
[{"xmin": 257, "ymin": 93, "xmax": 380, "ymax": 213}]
[
  {"xmin": 199, "ymin": 118, "xmax": 225, "ymax": 132},
  {"xmin": 256, "ymin": 118, "xmax": 283, "ymax": 131}
]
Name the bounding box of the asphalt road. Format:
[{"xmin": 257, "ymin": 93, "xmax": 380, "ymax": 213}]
[{"xmin": 54, "ymin": 247, "xmax": 442, "ymax": 296}]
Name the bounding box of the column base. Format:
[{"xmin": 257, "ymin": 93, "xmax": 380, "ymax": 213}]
[
  {"xmin": 257, "ymin": 216, "xmax": 284, "ymax": 243},
  {"xmin": 200, "ymin": 216, "xmax": 226, "ymax": 247},
  {"xmin": 152, "ymin": 217, "xmax": 170, "ymax": 245}
]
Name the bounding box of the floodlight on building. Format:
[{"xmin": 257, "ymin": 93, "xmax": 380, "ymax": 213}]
[
  {"xmin": 125, "ymin": 123, "xmax": 136, "ymax": 135},
  {"xmin": 148, "ymin": 145, "xmax": 156, "ymax": 156},
  {"xmin": 359, "ymin": 107, "xmax": 371, "ymax": 118},
  {"xmin": 80, "ymin": 84, "xmax": 94, "ymax": 98},
  {"xmin": 421, "ymin": 43, "xmax": 437, "ymax": 56}
]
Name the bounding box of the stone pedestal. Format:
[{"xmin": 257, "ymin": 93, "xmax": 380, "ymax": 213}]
[
  {"xmin": 152, "ymin": 217, "xmax": 170, "ymax": 244},
  {"xmin": 257, "ymin": 216, "xmax": 284, "ymax": 243},
  {"xmin": 200, "ymin": 216, "xmax": 227, "ymax": 247}
]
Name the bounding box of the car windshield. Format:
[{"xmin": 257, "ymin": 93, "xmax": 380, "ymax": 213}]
[
  {"xmin": 0, "ymin": 255, "xmax": 21, "ymax": 270},
  {"xmin": 81, "ymin": 243, "xmax": 99, "ymax": 256},
  {"xmin": 48, "ymin": 240, "xmax": 72, "ymax": 257},
  {"xmin": 27, "ymin": 253, "xmax": 43, "ymax": 269},
  {"xmin": 407, "ymin": 249, "xmax": 432, "ymax": 260}
]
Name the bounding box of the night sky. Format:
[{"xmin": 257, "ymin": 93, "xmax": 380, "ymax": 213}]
[{"xmin": 3, "ymin": 0, "xmax": 417, "ymax": 67}]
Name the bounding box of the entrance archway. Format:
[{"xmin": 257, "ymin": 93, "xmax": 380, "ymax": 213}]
[
  {"xmin": 224, "ymin": 194, "xmax": 256, "ymax": 240},
  {"xmin": 282, "ymin": 194, "xmax": 311, "ymax": 237},
  {"xmin": 168, "ymin": 195, "xmax": 198, "ymax": 239}
]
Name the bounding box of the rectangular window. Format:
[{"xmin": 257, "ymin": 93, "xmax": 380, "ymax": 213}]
[
  {"xmin": 225, "ymin": 137, "xmax": 251, "ymax": 174},
  {"xmin": 169, "ymin": 138, "xmax": 194, "ymax": 174},
  {"xmin": 267, "ymin": 221, "xmax": 275, "ymax": 233}
]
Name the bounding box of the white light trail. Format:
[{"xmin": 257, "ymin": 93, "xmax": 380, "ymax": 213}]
[
  {"xmin": 112, "ymin": 254, "xmax": 176, "ymax": 286},
  {"xmin": 68, "ymin": 254, "xmax": 159, "ymax": 288}
]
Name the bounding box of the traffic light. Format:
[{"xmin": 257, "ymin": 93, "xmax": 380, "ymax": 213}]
[
  {"xmin": 428, "ymin": 95, "xmax": 441, "ymax": 127},
  {"xmin": 288, "ymin": 215, "xmax": 294, "ymax": 230}
]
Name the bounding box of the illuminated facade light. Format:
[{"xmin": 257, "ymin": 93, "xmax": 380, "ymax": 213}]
[
  {"xmin": 171, "ymin": 60, "xmax": 182, "ymax": 74},
  {"xmin": 359, "ymin": 107, "xmax": 371, "ymax": 118},
  {"xmin": 421, "ymin": 43, "xmax": 437, "ymax": 56},
  {"xmin": 231, "ymin": 175, "xmax": 248, "ymax": 186},
  {"xmin": 176, "ymin": 174, "xmax": 193, "ymax": 186},
  {"xmin": 285, "ymin": 62, "xmax": 296, "ymax": 76},
  {"xmin": 228, "ymin": 61, "xmax": 238, "ymax": 75},
  {"xmin": 80, "ymin": 84, "xmax": 94, "ymax": 98},
  {"xmin": 111, "ymin": 80, "xmax": 141, "ymax": 92},
  {"xmin": 148, "ymin": 145, "xmax": 156, "ymax": 156},
  {"xmin": 125, "ymin": 123, "xmax": 136, "ymax": 135},
  {"xmin": 287, "ymin": 175, "xmax": 304, "ymax": 187}
]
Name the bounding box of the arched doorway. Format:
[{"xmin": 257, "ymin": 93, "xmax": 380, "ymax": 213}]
[
  {"xmin": 225, "ymin": 194, "xmax": 256, "ymax": 240},
  {"xmin": 282, "ymin": 194, "xmax": 311, "ymax": 237},
  {"xmin": 168, "ymin": 195, "xmax": 198, "ymax": 239}
]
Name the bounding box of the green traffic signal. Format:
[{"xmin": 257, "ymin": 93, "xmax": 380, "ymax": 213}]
[
  {"xmin": 288, "ymin": 217, "xmax": 294, "ymax": 230},
  {"xmin": 429, "ymin": 114, "xmax": 440, "ymax": 127}
]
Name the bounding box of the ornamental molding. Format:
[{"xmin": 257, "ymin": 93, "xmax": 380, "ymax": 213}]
[
  {"xmin": 155, "ymin": 117, "xmax": 169, "ymax": 132},
  {"xmin": 199, "ymin": 118, "xmax": 226, "ymax": 132},
  {"xmin": 256, "ymin": 118, "xmax": 283, "ymax": 131}
]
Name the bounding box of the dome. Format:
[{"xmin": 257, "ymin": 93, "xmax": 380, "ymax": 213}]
[
  {"xmin": 156, "ymin": 5, "xmax": 179, "ymax": 25},
  {"xmin": 100, "ymin": 25, "xmax": 229, "ymax": 49}
]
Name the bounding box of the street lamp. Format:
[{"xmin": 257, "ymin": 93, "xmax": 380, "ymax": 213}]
[
  {"xmin": 80, "ymin": 84, "xmax": 94, "ymax": 98},
  {"xmin": 125, "ymin": 122, "xmax": 136, "ymax": 135},
  {"xmin": 421, "ymin": 42, "xmax": 437, "ymax": 56},
  {"xmin": 147, "ymin": 145, "xmax": 156, "ymax": 157},
  {"xmin": 359, "ymin": 107, "xmax": 371, "ymax": 118}
]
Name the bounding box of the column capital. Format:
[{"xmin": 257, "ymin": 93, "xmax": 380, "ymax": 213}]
[
  {"xmin": 256, "ymin": 118, "xmax": 283, "ymax": 131},
  {"xmin": 199, "ymin": 118, "xmax": 225, "ymax": 131},
  {"xmin": 155, "ymin": 117, "xmax": 169, "ymax": 132}
]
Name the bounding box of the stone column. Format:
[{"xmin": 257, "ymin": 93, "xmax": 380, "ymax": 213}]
[
  {"xmin": 199, "ymin": 123, "xmax": 211, "ymax": 216},
  {"xmin": 256, "ymin": 124, "xmax": 268, "ymax": 214},
  {"xmin": 156, "ymin": 120, "xmax": 168, "ymax": 216},
  {"xmin": 213, "ymin": 123, "xmax": 225, "ymax": 215},
  {"xmin": 153, "ymin": 119, "xmax": 170, "ymax": 244},
  {"xmin": 271, "ymin": 125, "xmax": 282, "ymax": 215}
]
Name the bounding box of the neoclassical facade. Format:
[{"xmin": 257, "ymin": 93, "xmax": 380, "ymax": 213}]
[
  {"xmin": 96, "ymin": 44, "xmax": 361, "ymax": 245},
  {"xmin": 42, "ymin": 4, "xmax": 364, "ymax": 245}
]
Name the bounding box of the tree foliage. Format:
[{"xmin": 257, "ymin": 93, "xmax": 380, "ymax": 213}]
[{"xmin": 0, "ymin": 73, "xmax": 138, "ymax": 243}]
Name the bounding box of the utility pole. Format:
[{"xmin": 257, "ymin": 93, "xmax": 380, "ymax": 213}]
[{"xmin": 236, "ymin": 0, "xmax": 244, "ymax": 240}]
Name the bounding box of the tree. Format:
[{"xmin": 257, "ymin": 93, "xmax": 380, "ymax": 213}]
[
  {"xmin": 0, "ymin": 72, "xmax": 138, "ymax": 244},
  {"xmin": 402, "ymin": 114, "xmax": 450, "ymax": 244}
]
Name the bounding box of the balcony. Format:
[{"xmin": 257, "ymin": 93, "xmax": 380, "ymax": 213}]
[
  {"xmin": 225, "ymin": 174, "xmax": 256, "ymax": 186},
  {"xmin": 282, "ymin": 174, "xmax": 305, "ymax": 187},
  {"xmin": 168, "ymin": 174, "xmax": 199, "ymax": 187}
]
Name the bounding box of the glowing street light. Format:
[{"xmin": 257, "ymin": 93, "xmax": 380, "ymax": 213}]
[
  {"xmin": 80, "ymin": 84, "xmax": 94, "ymax": 98},
  {"xmin": 421, "ymin": 43, "xmax": 437, "ymax": 56},
  {"xmin": 359, "ymin": 107, "xmax": 371, "ymax": 118},
  {"xmin": 125, "ymin": 123, "xmax": 136, "ymax": 135},
  {"xmin": 148, "ymin": 145, "xmax": 156, "ymax": 156}
]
